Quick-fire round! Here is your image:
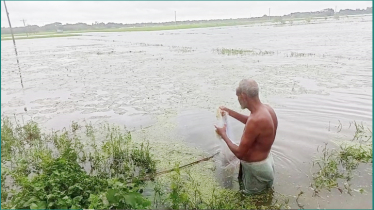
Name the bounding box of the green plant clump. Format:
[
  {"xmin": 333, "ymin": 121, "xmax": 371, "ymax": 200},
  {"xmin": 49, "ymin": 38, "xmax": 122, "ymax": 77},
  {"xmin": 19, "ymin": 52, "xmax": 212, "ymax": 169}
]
[
  {"xmin": 1, "ymin": 118, "xmax": 289, "ymax": 209},
  {"xmin": 312, "ymin": 122, "xmax": 372, "ymax": 195},
  {"xmin": 1, "ymin": 118, "xmax": 155, "ymax": 209}
]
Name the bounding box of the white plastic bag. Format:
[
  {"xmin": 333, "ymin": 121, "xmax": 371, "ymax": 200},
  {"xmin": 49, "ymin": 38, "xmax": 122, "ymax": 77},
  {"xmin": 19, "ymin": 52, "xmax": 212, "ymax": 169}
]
[{"xmin": 215, "ymin": 108, "xmax": 240, "ymax": 188}]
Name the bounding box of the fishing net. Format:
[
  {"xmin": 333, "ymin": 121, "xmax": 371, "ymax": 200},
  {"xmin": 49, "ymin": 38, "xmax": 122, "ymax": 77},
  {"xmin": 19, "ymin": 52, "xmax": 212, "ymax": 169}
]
[{"xmin": 215, "ymin": 107, "xmax": 240, "ymax": 188}]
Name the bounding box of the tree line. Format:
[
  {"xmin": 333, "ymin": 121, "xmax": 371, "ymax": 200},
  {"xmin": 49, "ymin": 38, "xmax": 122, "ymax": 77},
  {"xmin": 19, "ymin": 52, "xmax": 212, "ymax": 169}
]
[{"xmin": 1, "ymin": 7, "xmax": 372, "ymax": 35}]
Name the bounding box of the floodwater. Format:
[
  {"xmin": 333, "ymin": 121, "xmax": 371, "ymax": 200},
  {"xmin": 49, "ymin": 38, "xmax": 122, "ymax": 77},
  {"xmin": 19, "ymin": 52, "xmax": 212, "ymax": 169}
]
[{"xmin": 1, "ymin": 15, "xmax": 372, "ymax": 208}]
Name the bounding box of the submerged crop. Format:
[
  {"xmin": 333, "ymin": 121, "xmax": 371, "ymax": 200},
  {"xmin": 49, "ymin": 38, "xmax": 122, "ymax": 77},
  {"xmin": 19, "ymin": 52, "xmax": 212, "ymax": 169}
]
[{"xmin": 311, "ymin": 122, "xmax": 372, "ymax": 195}]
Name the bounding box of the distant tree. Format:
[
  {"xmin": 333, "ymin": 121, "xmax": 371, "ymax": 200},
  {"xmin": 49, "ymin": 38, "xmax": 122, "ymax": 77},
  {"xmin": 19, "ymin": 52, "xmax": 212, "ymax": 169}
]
[
  {"xmin": 27, "ymin": 25, "xmax": 40, "ymax": 34},
  {"xmin": 0, "ymin": 7, "xmax": 372, "ymax": 35}
]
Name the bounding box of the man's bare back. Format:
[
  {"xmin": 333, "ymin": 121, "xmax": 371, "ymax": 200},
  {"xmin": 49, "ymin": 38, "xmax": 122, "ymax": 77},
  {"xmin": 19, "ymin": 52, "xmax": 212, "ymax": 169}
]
[
  {"xmin": 218, "ymin": 104, "xmax": 277, "ymax": 162},
  {"xmin": 214, "ymin": 79, "xmax": 277, "ymax": 194},
  {"xmin": 242, "ymin": 104, "xmax": 278, "ymax": 162}
]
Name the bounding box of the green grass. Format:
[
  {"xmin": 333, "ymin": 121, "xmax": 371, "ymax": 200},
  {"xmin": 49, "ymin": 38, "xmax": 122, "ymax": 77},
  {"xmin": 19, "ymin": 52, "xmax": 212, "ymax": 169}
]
[
  {"xmin": 62, "ymin": 22, "xmax": 253, "ymax": 33},
  {"xmin": 2, "ymin": 14, "xmax": 364, "ymax": 41},
  {"xmin": 1, "ymin": 31, "xmax": 67, "ymax": 37},
  {"xmin": 1, "ymin": 22, "xmax": 251, "ymax": 41},
  {"xmin": 1, "ymin": 118, "xmax": 289, "ymax": 209},
  {"xmin": 1, "ymin": 118, "xmax": 156, "ymax": 209},
  {"xmin": 1, "ymin": 33, "xmax": 81, "ymax": 41}
]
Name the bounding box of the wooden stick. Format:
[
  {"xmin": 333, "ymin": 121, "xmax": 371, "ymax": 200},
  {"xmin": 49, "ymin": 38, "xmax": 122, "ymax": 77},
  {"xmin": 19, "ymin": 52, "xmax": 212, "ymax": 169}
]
[{"xmin": 127, "ymin": 152, "xmax": 219, "ymax": 184}]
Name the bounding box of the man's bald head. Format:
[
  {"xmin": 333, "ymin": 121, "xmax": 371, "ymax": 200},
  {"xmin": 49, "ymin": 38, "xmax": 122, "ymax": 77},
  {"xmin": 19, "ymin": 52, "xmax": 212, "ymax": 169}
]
[{"xmin": 236, "ymin": 79, "xmax": 259, "ymax": 98}]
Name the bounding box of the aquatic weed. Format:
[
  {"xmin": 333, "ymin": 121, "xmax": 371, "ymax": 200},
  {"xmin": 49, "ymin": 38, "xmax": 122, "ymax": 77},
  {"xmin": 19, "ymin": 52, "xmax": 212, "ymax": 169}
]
[
  {"xmin": 288, "ymin": 52, "xmax": 316, "ymax": 57},
  {"xmin": 311, "ymin": 124, "xmax": 372, "ymax": 195},
  {"xmin": 153, "ymin": 164, "xmax": 290, "ymax": 209},
  {"xmin": 213, "ymin": 48, "xmax": 275, "ymax": 56}
]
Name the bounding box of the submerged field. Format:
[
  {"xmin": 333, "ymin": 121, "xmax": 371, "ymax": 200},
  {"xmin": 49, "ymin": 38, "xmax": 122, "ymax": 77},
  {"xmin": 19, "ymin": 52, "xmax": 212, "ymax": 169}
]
[
  {"xmin": 1, "ymin": 118, "xmax": 371, "ymax": 209},
  {"xmin": 1, "ymin": 14, "xmax": 367, "ymax": 41},
  {"xmin": 1, "ymin": 15, "xmax": 372, "ymax": 208}
]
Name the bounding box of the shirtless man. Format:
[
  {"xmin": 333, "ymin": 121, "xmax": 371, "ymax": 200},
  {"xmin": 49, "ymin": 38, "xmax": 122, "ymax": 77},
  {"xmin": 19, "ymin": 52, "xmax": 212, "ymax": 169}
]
[{"xmin": 215, "ymin": 79, "xmax": 278, "ymax": 194}]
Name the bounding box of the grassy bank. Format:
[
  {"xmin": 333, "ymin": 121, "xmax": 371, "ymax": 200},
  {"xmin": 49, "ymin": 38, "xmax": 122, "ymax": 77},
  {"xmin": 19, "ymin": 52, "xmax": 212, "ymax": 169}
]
[
  {"xmin": 1, "ymin": 14, "xmax": 359, "ymax": 41},
  {"xmin": 1, "ymin": 22, "xmax": 246, "ymax": 41},
  {"xmin": 1, "ymin": 33, "xmax": 81, "ymax": 41}
]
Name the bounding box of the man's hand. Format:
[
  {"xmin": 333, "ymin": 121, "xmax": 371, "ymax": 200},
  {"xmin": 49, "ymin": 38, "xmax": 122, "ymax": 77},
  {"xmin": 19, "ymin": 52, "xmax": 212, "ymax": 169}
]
[
  {"xmin": 214, "ymin": 124, "xmax": 227, "ymax": 138},
  {"xmin": 219, "ymin": 106, "xmax": 230, "ymax": 117},
  {"xmin": 219, "ymin": 106, "xmax": 229, "ymax": 113}
]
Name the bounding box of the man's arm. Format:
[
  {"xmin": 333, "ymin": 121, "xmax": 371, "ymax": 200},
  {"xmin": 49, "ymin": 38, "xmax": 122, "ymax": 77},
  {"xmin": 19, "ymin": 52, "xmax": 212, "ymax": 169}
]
[
  {"xmin": 226, "ymin": 108, "xmax": 248, "ymax": 124},
  {"xmin": 221, "ymin": 121, "xmax": 258, "ymax": 160}
]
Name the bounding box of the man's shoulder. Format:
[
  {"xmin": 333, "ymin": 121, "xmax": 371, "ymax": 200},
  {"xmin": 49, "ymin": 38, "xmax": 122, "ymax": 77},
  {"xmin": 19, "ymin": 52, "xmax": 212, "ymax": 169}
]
[
  {"xmin": 264, "ymin": 104, "xmax": 275, "ymax": 111},
  {"xmin": 245, "ymin": 115, "xmax": 263, "ymax": 128},
  {"xmin": 247, "ymin": 108, "xmax": 274, "ymax": 127}
]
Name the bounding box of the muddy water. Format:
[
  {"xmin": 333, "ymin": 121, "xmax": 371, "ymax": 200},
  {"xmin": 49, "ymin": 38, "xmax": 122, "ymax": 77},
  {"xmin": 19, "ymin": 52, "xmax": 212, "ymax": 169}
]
[{"xmin": 1, "ymin": 15, "xmax": 372, "ymax": 208}]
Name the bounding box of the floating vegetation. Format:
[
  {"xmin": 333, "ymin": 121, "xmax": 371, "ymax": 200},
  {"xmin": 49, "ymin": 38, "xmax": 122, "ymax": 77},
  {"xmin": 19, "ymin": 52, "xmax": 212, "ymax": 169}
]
[
  {"xmin": 125, "ymin": 50, "xmax": 145, "ymax": 54},
  {"xmin": 153, "ymin": 165, "xmax": 290, "ymax": 210},
  {"xmin": 311, "ymin": 123, "xmax": 372, "ymax": 196},
  {"xmin": 213, "ymin": 48, "xmax": 253, "ymax": 55},
  {"xmin": 170, "ymin": 46, "xmax": 196, "ymax": 53},
  {"xmin": 132, "ymin": 42, "xmax": 164, "ymax": 47},
  {"xmin": 213, "ymin": 48, "xmax": 275, "ymax": 56},
  {"xmin": 287, "ymin": 52, "xmax": 316, "ymax": 57},
  {"xmin": 96, "ymin": 50, "xmax": 115, "ymax": 55}
]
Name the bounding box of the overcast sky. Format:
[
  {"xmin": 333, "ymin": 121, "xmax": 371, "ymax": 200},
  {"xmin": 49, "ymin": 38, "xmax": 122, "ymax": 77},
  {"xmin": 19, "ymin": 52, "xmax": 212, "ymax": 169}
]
[{"xmin": 1, "ymin": 1, "xmax": 372, "ymax": 27}]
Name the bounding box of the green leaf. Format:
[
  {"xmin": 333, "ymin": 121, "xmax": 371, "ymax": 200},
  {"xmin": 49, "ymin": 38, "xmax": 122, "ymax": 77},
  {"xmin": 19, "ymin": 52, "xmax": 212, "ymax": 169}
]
[
  {"xmin": 70, "ymin": 204, "xmax": 81, "ymax": 209},
  {"xmin": 24, "ymin": 197, "xmax": 38, "ymax": 207},
  {"xmin": 124, "ymin": 192, "xmax": 142, "ymax": 207},
  {"xmin": 72, "ymin": 196, "xmax": 83, "ymax": 203},
  {"xmin": 106, "ymin": 189, "xmax": 118, "ymax": 204},
  {"xmin": 34, "ymin": 186, "xmax": 43, "ymax": 191},
  {"xmin": 88, "ymin": 194, "xmax": 99, "ymax": 203},
  {"xmin": 46, "ymin": 194, "xmax": 55, "ymax": 200},
  {"xmin": 48, "ymin": 202, "xmax": 55, "ymax": 208},
  {"xmin": 30, "ymin": 203, "xmax": 38, "ymax": 209},
  {"xmin": 37, "ymin": 201, "xmax": 46, "ymax": 209}
]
